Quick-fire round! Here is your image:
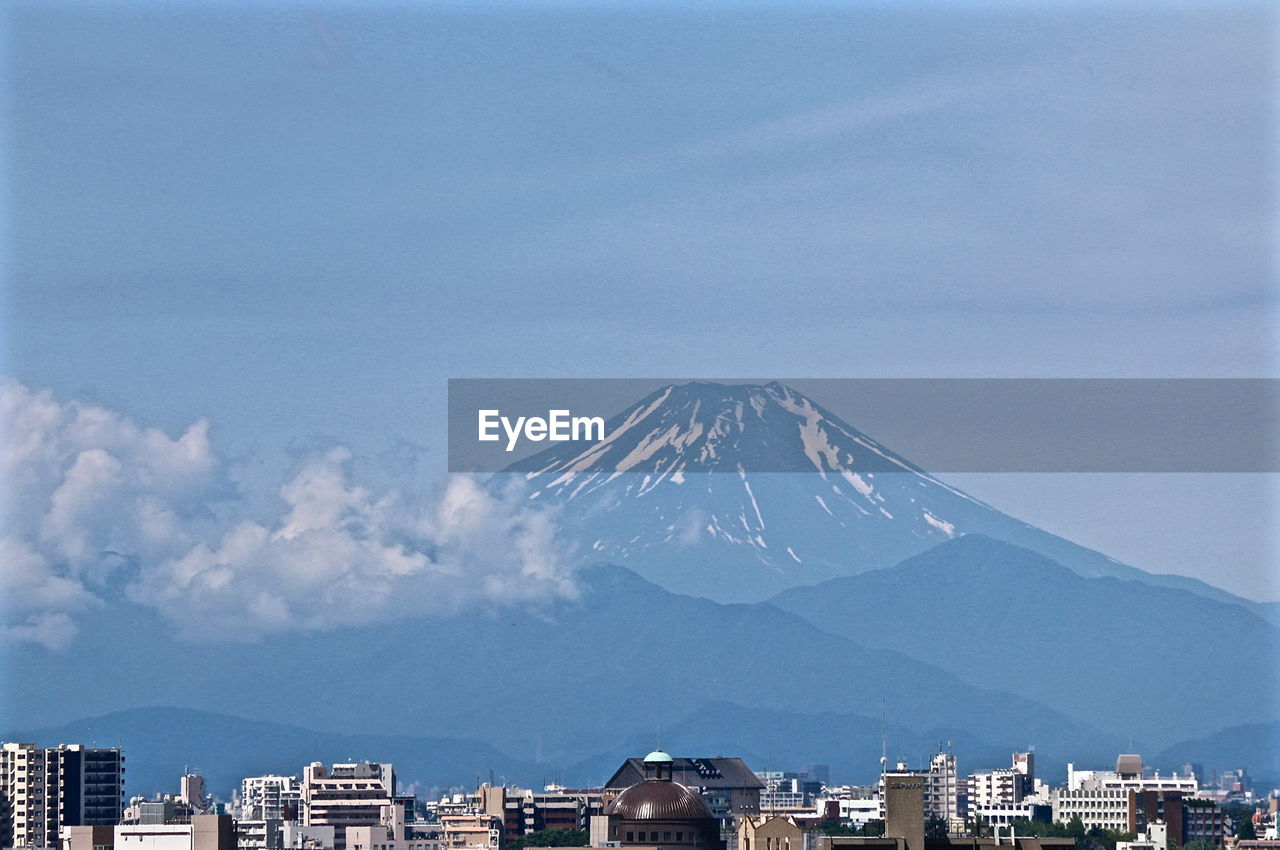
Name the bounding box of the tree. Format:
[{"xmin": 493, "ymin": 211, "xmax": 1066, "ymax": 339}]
[
  {"xmin": 1223, "ymin": 804, "xmax": 1258, "ymax": 841},
  {"xmin": 1180, "ymin": 840, "xmax": 1218, "ymax": 850},
  {"xmin": 804, "ymin": 820, "xmax": 861, "ymax": 836},
  {"xmin": 506, "ymin": 829, "xmax": 589, "ymax": 850},
  {"xmin": 926, "ymin": 817, "xmax": 949, "ymax": 839}
]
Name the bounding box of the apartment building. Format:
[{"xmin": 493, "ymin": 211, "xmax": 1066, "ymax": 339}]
[
  {"xmin": 2, "ymin": 743, "xmax": 125, "ymax": 850},
  {"xmin": 300, "ymin": 763, "xmax": 398, "ymax": 850}
]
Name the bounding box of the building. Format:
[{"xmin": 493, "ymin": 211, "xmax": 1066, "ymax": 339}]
[
  {"xmin": 815, "ymin": 793, "xmax": 880, "ymax": 829},
  {"xmin": 437, "ymin": 815, "xmax": 500, "ymax": 850},
  {"xmin": 60, "ymin": 815, "xmax": 235, "ymax": 850},
  {"xmin": 967, "ymin": 804, "xmax": 1049, "ymax": 828},
  {"xmin": 241, "ymin": 778, "xmax": 301, "ymax": 824},
  {"xmin": 1182, "ymin": 798, "xmax": 1230, "ymax": 846},
  {"xmin": 123, "ymin": 800, "xmax": 197, "ymax": 826},
  {"xmin": 472, "ymin": 784, "xmax": 605, "ymax": 844},
  {"xmin": 818, "ymin": 767, "xmax": 1072, "ymax": 850},
  {"xmin": 2, "ymin": 743, "xmax": 125, "ymax": 849},
  {"xmin": 1053, "ymin": 755, "xmax": 1198, "ymax": 832},
  {"xmin": 300, "ymin": 763, "xmax": 398, "ymax": 850},
  {"xmin": 606, "ymin": 756, "xmax": 762, "ymax": 834},
  {"xmin": 1065, "ymin": 756, "xmax": 1196, "ymax": 795},
  {"xmin": 924, "ymin": 755, "xmax": 958, "ymax": 827},
  {"xmin": 757, "ymin": 773, "xmax": 824, "ymax": 814},
  {"xmin": 345, "ymin": 806, "xmax": 440, "ymax": 850},
  {"xmin": 738, "ymin": 815, "xmax": 804, "ymax": 850},
  {"xmin": 1116, "ymin": 822, "xmax": 1167, "ymax": 850},
  {"xmin": 601, "ymin": 751, "xmax": 726, "ymax": 850}
]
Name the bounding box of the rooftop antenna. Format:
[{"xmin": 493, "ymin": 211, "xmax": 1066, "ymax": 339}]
[{"xmin": 880, "ymin": 699, "xmax": 888, "ymax": 776}]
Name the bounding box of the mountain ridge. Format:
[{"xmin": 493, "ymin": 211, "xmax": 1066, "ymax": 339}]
[
  {"xmin": 496, "ymin": 381, "xmax": 1271, "ymax": 621},
  {"xmin": 769, "ymin": 534, "xmax": 1280, "ymax": 747}
]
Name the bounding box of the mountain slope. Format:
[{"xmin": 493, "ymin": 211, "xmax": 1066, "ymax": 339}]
[
  {"xmin": 769, "ymin": 535, "xmax": 1280, "ymax": 747},
  {"xmin": 2, "ymin": 707, "xmax": 539, "ymax": 799},
  {"xmin": 1152, "ymin": 722, "xmax": 1280, "ymax": 787},
  {"xmin": 496, "ymin": 381, "xmax": 1266, "ymax": 619},
  {"xmin": 0, "ymin": 564, "xmax": 1120, "ymax": 775}
]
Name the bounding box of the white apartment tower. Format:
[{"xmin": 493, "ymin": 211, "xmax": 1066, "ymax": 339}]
[
  {"xmin": 925, "ymin": 753, "xmax": 959, "ymax": 823},
  {"xmin": 1, "ymin": 742, "xmax": 125, "ymax": 850}
]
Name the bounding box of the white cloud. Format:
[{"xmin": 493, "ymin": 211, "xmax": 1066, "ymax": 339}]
[{"xmin": 1, "ymin": 379, "xmax": 578, "ymax": 647}]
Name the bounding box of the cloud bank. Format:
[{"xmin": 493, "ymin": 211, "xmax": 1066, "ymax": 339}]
[{"xmin": 1, "ymin": 379, "xmax": 577, "ymax": 648}]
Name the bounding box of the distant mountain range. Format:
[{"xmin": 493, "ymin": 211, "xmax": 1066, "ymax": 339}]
[
  {"xmin": 499, "ymin": 382, "xmax": 1270, "ymax": 620},
  {"xmin": 3, "ymin": 381, "xmax": 1273, "ymax": 798},
  {"xmin": 2, "ymin": 707, "xmax": 539, "ymax": 800},
  {"xmin": 770, "ymin": 534, "xmax": 1280, "ymax": 747},
  {"xmin": 3, "ymin": 562, "xmax": 1127, "ymax": 788},
  {"xmin": 1152, "ymin": 722, "xmax": 1280, "ymax": 782}
]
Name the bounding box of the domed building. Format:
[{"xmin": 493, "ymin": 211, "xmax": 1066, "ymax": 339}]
[{"xmin": 604, "ymin": 752, "xmax": 726, "ymax": 850}]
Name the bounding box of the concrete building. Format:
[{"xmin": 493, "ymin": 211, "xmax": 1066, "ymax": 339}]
[
  {"xmin": 241, "ymin": 778, "xmax": 301, "ymax": 824},
  {"xmin": 818, "ymin": 767, "xmax": 1072, "ymax": 850},
  {"xmin": 757, "ymin": 774, "xmax": 824, "ymax": 815},
  {"xmin": 473, "ymin": 784, "xmax": 605, "ymax": 844},
  {"xmin": 967, "ymin": 804, "xmax": 1049, "ymax": 828},
  {"xmin": 437, "ymin": 816, "xmax": 500, "ymax": 850},
  {"xmin": 827, "ymin": 797, "xmax": 881, "ymax": 829},
  {"xmin": 3, "ymin": 743, "xmax": 125, "ymax": 850},
  {"xmin": 1050, "ymin": 788, "xmax": 1128, "ymax": 832},
  {"xmin": 1053, "ymin": 755, "xmax": 1198, "ymax": 832},
  {"xmin": 966, "ymin": 773, "xmax": 1019, "ymax": 812},
  {"xmin": 924, "ymin": 756, "xmax": 958, "ymax": 827},
  {"xmin": 1065, "ymin": 757, "xmax": 1196, "ymax": 795},
  {"xmin": 280, "ymin": 824, "xmax": 335, "ymax": 850},
  {"xmin": 123, "ymin": 800, "xmax": 196, "ymax": 826},
  {"xmin": 1182, "ymin": 798, "xmax": 1230, "ymax": 846},
  {"xmin": 300, "ymin": 764, "xmax": 397, "ymax": 850},
  {"xmin": 1116, "ymin": 822, "xmax": 1167, "ymax": 850},
  {"xmin": 738, "ymin": 815, "xmax": 804, "ymax": 850},
  {"xmin": 345, "ymin": 806, "xmax": 440, "ymax": 850},
  {"xmin": 60, "ymin": 815, "xmax": 235, "ymax": 850}
]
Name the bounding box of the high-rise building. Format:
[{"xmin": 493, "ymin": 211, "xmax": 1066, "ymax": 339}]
[
  {"xmin": 1, "ymin": 742, "xmax": 125, "ymax": 850},
  {"xmin": 924, "ymin": 754, "xmax": 958, "ymax": 824},
  {"xmin": 300, "ymin": 763, "xmax": 397, "ymax": 850},
  {"xmin": 241, "ymin": 777, "xmax": 302, "ymax": 823}
]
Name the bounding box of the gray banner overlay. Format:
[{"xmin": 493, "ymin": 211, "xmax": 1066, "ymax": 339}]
[{"xmin": 448, "ymin": 379, "xmax": 1279, "ymax": 473}]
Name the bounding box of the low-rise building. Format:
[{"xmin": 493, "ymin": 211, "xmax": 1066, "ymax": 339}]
[
  {"xmin": 738, "ymin": 815, "xmax": 804, "ymax": 850},
  {"xmin": 438, "ymin": 815, "xmax": 501, "ymax": 850},
  {"xmin": 345, "ymin": 806, "xmax": 440, "ymax": 850},
  {"xmin": 61, "ymin": 815, "xmax": 235, "ymax": 850}
]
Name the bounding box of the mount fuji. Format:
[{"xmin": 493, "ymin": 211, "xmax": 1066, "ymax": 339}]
[{"xmin": 496, "ymin": 381, "xmax": 1262, "ymax": 610}]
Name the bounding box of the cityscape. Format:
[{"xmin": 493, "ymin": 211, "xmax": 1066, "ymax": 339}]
[{"xmin": 1, "ymin": 742, "xmax": 1275, "ymax": 850}]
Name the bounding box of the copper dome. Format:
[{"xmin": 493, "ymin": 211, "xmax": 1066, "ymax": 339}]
[{"xmin": 607, "ymin": 780, "xmax": 713, "ymax": 821}]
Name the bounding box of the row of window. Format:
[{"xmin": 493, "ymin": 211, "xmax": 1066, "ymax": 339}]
[{"xmin": 625, "ymin": 831, "xmax": 685, "ymax": 843}]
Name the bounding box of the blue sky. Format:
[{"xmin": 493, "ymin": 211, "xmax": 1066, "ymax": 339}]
[{"xmin": 2, "ymin": 0, "xmax": 1277, "ymax": 619}]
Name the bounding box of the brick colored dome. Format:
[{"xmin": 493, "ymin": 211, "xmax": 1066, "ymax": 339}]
[{"xmin": 607, "ymin": 780, "xmax": 712, "ymax": 821}]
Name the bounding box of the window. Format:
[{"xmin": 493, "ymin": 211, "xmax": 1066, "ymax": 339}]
[{"xmin": 627, "ymin": 832, "xmax": 634, "ymax": 842}]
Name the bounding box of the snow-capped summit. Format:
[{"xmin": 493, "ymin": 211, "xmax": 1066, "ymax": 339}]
[
  {"xmin": 508, "ymin": 380, "xmax": 926, "ymax": 482},
  {"xmin": 493, "ymin": 381, "xmax": 1254, "ymax": 608},
  {"xmin": 492, "ymin": 381, "xmax": 996, "ymax": 599}
]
